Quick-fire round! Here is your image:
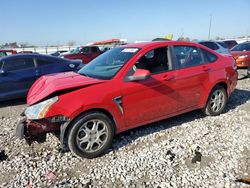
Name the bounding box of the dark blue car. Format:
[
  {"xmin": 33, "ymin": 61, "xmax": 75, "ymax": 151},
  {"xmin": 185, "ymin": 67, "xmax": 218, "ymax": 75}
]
[{"xmin": 0, "ymin": 54, "xmax": 82, "ymax": 101}]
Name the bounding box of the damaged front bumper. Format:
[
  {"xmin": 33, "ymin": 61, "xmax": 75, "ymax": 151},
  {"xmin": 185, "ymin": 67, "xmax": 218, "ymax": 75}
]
[{"xmin": 16, "ymin": 115, "xmax": 70, "ymax": 144}]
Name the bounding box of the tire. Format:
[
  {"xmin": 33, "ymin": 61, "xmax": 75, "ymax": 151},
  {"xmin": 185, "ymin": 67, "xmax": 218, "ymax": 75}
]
[
  {"xmin": 67, "ymin": 111, "xmax": 114, "ymax": 159},
  {"xmin": 202, "ymin": 85, "xmax": 228, "ymax": 116}
]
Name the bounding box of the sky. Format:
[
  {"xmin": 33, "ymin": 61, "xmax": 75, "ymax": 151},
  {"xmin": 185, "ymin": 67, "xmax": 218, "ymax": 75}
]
[{"xmin": 0, "ymin": 0, "xmax": 250, "ymax": 46}]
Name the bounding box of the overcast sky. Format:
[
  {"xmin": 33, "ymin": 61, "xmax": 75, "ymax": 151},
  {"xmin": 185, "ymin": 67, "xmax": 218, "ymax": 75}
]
[{"xmin": 1, "ymin": 0, "xmax": 250, "ymax": 45}]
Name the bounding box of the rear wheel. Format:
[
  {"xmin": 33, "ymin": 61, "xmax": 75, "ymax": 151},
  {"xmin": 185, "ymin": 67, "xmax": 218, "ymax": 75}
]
[
  {"xmin": 202, "ymin": 86, "xmax": 227, "ymax": 116},
  {"xmin": 67, "ymin": 112, "xmax": 114, "ymax": 158}
]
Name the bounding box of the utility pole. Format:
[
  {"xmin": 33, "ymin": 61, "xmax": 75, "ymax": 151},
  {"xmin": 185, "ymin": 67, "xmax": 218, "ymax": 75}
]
[{"xmin": 208, "ymin": 14, "xmax": 212, "ymax": 40}]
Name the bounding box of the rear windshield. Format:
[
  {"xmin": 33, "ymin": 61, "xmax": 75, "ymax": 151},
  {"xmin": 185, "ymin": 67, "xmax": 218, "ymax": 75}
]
[{"xmin": 199, "ymin": 42, "xmax": 219, "ymax": 50}]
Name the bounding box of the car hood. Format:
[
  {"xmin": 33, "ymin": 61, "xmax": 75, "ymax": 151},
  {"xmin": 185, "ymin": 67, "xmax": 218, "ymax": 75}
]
[
  {"xmin": 27, "ymin": 72, "xmax": 105, "ymax": 105},
  {"xmin": 230, "ymin": 51, "xmax": 250, "ymax": 58}
]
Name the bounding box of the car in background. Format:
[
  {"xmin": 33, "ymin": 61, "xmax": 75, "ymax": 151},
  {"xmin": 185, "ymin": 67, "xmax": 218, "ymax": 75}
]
[
  {"xmin": 198, "ymin": 41, "xmax": 230, "ymax": 54},
  {"xmin": 61, "ymin": 46, "xmax": 101, "ymax": 64},
  {"xmin": 0, "ymin": 50, "xmax": 17, "ymax": 58},
  {"xmin": 230, "ymin": 42, "xmax": 250, "ymax": 68},
  {"xmin": 222, "ymin": 40, "xmax": 238, "ymax": 49},
  {"xmin": 18, "ymin": 51, "xmax": 34, "ymax": 54},
  {"xmin": 50, "ymin": 50, "xmax": 68, "ymax": 57},
  {"xmin": 0, "ymin": 54, "xmax": 82, "ymax": 101},
  {"xmin": 16, "ymin": 41, "xmax": 237, "ymax": 158}
]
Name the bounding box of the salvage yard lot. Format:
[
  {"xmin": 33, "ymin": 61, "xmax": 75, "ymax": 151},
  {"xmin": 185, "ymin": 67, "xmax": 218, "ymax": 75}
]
[{"xmin": 0, "ymin": 70, "xmax": 249, "ymax": 187}]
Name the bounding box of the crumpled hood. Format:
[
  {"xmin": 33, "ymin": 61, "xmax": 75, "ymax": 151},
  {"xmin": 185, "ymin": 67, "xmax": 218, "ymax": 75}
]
[{"xmin": 27, "ymin": 72, "xmax": 105, "ymax": 105}]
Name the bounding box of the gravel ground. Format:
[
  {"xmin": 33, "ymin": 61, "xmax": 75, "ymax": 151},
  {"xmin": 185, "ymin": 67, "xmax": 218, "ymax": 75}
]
[{"xmin": 0, "ymin": 70, "xmax": 249, "ymax": 188}]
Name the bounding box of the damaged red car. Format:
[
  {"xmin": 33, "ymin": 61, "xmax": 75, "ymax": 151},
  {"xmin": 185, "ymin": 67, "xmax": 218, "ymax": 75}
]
[{"xmin": 16, "ymin": 41, "xmax": 238, "ymax": 158}]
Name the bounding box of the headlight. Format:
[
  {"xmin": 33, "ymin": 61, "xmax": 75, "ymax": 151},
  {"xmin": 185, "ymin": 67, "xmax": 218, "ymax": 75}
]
[
  {"xmin": 238, "ymin": 55, "xmax": 248, "ymax": 59},
  {"xmin": 25, "ymin": 96, "xmax": 58, "ymax": 120}
]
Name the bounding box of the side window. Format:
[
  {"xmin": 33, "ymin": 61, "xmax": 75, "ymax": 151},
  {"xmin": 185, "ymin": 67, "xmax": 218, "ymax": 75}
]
[
  {"xmin": 4, "ymin": 58, "xmax": 34, "ymax": 71},
  {"xmin": 0, "ymin": 61, "xmax": 3, "ymax": 69},
  {"xmin": 0, "ymin": 51, "xmax": 6, "ymax": 58},
  {"xmin": 201, "ymin": 49, "xmax": 218, "ymax": 63},
  {"xmin": 91, "ymin": 47, "xmax": 98, "ymax": 53},
  {"xmin": 134, "ymin": 47, "xmax": 169, "ymax": 74},
  {"xmin": 173, "ymin": 46, "xmax": 204, "ymax": 68},
  {"xmin": 81, "ymin": 47, "xmax": 90, "ymax": 54},
  {"xmin": 36, "ymin": 58, "xmax": 55, "ymax": 66}
]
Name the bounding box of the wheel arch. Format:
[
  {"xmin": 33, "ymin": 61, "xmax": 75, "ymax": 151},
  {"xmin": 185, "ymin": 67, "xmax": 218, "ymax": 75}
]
[
  {"xmin": 60, "ymin": 108, "xmax": 117, "ymax": 148},
  {"xmin": 203, "ymin": 80, "xmax": 229, "ymax": 108}
]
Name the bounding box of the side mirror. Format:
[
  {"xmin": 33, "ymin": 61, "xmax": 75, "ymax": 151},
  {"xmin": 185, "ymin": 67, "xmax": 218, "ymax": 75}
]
[
  {"xmin": 0, "ymin": 69, "xmax": 6, "ymax": 76},
  {"xmin": 126, "ymin": 68, "xmax": 151, "ymax": 81}
]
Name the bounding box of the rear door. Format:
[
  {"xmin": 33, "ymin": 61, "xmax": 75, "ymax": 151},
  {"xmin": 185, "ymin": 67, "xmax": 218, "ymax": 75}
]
[
  {"xmin": 172, "ymin": 45, "xmax": 210, "ymax": 110},
  {"xmin": 0, "ymin": 57, "xmax": 36, "ymax": 99}
]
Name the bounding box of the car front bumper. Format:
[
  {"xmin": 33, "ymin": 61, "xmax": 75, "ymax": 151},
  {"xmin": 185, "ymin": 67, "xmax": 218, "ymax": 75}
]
[{"xmin": 16, "ymin": 115, "xmax": 70, "ymax": 143}]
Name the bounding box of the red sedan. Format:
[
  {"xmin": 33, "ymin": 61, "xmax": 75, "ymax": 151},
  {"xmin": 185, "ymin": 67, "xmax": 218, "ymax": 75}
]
[{"xmin": 16, "ymin": 41, "xmax": 238, "ymax": 158}]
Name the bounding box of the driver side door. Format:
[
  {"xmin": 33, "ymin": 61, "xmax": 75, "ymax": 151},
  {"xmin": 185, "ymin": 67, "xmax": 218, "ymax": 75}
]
[{"xmin": 121, "ymin": 46, "xmax": 178, "ymax": 128}]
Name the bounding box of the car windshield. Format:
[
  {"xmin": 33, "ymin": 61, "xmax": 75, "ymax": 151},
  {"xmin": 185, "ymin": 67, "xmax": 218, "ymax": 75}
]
[
  {"xmin": 231, "ymin": 43, "xmax": 250, "ymax": 51},
  {"xmin": 70, "ymin": 47, "xmax": 80, "ymax": 54},
  {"xmin": 78, "ymin": 47, "xmax": 140, "ymax": 80}
]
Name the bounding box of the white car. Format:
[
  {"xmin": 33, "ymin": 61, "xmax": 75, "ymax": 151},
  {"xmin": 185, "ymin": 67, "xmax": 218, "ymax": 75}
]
[{"xmin": 198, "ymin": 41, "xmax": 230, "ymax": 54}]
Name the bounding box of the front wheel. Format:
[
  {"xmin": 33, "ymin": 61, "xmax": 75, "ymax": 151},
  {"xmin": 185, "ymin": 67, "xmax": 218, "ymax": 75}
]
[
  {"xmin": 202, "ymin": 86, "xmax": 228, "ymax": 116},
  {"xmin": 67, "ymin": 112, "xmax": 114, "ymax": 158}
]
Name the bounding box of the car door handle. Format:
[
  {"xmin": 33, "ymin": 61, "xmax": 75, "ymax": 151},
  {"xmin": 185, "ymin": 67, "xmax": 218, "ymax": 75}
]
[{"xmin": 163, "ymin": 75, "xmax": 175, "ymax": 81}]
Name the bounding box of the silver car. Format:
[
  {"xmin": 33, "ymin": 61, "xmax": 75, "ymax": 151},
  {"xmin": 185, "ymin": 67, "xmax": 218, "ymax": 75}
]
[{"xmin": 199, "ymin": 41, "xmax": 230, "ymax": 54}]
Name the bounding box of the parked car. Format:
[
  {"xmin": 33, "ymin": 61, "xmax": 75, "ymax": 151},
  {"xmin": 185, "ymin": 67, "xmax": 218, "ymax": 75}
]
[
  {"xmin": 50, "ymin": 50, "xmax": 68, "ymax": 57},
  {"xmin": 230, "ymin": 42, "xmax": 250, "ymax": 68},
  {"xmin": 222, "ymin": 40, "xmax": 238, "ymax": 49},
  {"xmin": 0, "ymin": 54, "xmax": 82, "ymax": 101},
  {"xmin": 61, "ymin": 46, "xmax": 101, "ymax": 64},
  {"xmin": 0, "ymin": 50, "xmax": 17, "ymax": 58},
  {"xmin": 16, "ymin": 41, "xmax": 237, "ymax": 158},
  {"xmin": 198, "ymin": 41, "xmax": 230, "ymax": 54}
]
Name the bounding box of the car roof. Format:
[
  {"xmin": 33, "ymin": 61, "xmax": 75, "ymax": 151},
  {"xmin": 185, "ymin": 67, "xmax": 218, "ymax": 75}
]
[
  {"xmin": 0, "ymin": 53, "xmax": 65, "ymax": 61},
  {"xmin": 120, "ymin": 41, "xmax": 200, "ymax": 49}
]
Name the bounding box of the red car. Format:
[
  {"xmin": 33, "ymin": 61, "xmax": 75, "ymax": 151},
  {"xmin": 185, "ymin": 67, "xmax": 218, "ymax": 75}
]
[
  {"xmin": 230, "ymin": 42, "xmax": 250, "ymax": 68},
  {"xmin": 0, "ymin": 49, "xmax": 17, "ymax": 57},
  {"xmin": 16, "ymin": 41, "xmax": 237, "ymax": 158},
  {"xmin": 62, "ymin": 46, "xmax": 101, "ymax": 64}
]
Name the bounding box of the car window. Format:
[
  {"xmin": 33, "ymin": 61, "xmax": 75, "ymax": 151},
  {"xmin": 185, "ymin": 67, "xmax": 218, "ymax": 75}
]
[
  {"xmin": 3, "ymin": 58, "xmax": 35, "ymax": 71},
  {"xmin": 134, "ymin": 47, "xmax": 169, "ymax": 74},
  {"xmin": 173, "ymin": 46, "xmax": 204, "ymax": 68},
  {"xmin": 81, "ymin": 47, "xmax": 90, "ymax": 54},
  {"xmin": 0, "ymin": 51, "xmax": 6, "ymax": 58},
  {"xmin": 201, "ymin": 49, "xmax": 218, "ymax": 63},
  {"xmin": 78, "ymin": 47, "xmax": 140, "ymax": 80},
  {"xmin": 0, "ymin": 61, "xmax": 3, "ymax": 69},
  {"xmin": 231, "ymin": 43, "xmax": 250, "ymax": 51},
  {"xmin": 217, "ymin": 42, "xmax": 227, "ymax": 48},
  {"xmin": 200, "ymin": 42, "xmax": 219, "ymax": 50},
  {"xmin": 36, "ymin": 58, "xmax": 55, "ymax": 66},
  {"xmin": 91, "ymin": 47, "xmax": 99, "ymax": 53}
]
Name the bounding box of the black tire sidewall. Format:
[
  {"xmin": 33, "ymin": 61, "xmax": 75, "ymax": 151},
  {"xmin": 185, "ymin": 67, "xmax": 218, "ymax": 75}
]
[
  {"xmin": 67, "ymin": 112, "xmax": 114, "ymax": 159},
  {"xmin": 205, "ymin": 86, "xmax": 228, "ymax": 116}
]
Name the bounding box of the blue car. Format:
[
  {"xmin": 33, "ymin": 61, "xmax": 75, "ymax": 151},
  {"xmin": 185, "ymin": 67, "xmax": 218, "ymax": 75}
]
[{"xmin": 0, "ymin": 54, "xmax": 82, "ymax": 101}]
